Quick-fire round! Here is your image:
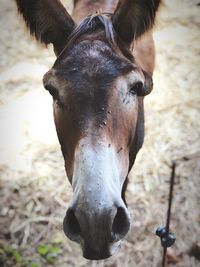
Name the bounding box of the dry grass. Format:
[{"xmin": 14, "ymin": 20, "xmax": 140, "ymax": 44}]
[{"xmin": 0, "ymin": 0, "xmax": 200, "ymax": 266}]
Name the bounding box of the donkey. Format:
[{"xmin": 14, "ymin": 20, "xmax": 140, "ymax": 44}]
[{"xmin": 16, "ymin": 0, "xmax": 161, "ymax": 260}]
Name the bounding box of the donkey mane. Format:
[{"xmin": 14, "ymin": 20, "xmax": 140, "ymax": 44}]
[
  {"xmin": 60, "ymin": 14, "xmax": 134, "ymax": 61},
  {"xmin": 63, "ymin": 14, "xmax": 115, "ymax": 49}
]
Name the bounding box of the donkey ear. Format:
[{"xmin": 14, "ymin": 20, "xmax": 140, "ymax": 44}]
[
  {"xmin": 112, "ymin": 0, "xmax": 160, "ymax": 45},
  {"xmin": 16, "ymin": 0, "xmax": 76, "ymax": 56}
]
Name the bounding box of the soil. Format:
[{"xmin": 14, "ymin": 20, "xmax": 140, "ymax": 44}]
[{"xmin": 0, "ymin": 1, "xmax": 200, "ymax": 266}]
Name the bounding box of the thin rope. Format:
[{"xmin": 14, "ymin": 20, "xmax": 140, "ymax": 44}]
[{"xmin": 162, "ymin": 162, "xmax": 176, "ymax": 267}]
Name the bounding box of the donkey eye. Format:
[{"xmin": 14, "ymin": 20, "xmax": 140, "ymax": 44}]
[
  {"xmin": 44, "ymin": 85, "xmax": 59, "ymax": 100},
  {"xmin": 129, "ymin": 82, "xmax": 143, "ymax": 95}
]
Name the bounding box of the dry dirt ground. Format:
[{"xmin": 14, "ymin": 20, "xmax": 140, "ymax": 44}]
[{"xmin": 0, "ymin": 0, "xmax": 200, "ymax": 267}]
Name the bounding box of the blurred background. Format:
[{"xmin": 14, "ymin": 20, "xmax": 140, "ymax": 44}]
[{"xmin": 0, "ymin": 0, "xmax": 199, "ymax": 266}]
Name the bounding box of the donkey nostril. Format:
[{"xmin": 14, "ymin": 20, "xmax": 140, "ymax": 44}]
[
  {"xmin": 111, "ymin": 207, "xmax": 130, "ymax": 242},
  {"xmin": 63, "ymin": 208, "xmax": 81, "ymax": 241}
]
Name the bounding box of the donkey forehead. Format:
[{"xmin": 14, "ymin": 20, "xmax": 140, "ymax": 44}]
[
  {"xmin": 43, "ymin": 40, "xmax": 145, "ymax": 95},
  {"xmin": 53, "ymin": 40, "xmax": 136, "ymax": 79}
]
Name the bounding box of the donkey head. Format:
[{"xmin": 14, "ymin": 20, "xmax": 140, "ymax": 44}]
[{"xmin": 16, "ymin": 0, "xmax": 160, "ymax": 260}]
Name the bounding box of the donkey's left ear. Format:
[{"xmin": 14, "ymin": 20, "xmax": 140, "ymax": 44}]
[
  {"xmin": 16, "ymin": 0, "xmax": 76, "ymax": 56},
  {"xmin": 112, "ymin": 0, "xmax": 161, "ymax": 45}
]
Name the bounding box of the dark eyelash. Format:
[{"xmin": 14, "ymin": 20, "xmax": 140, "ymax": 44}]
[
  {"xmin": 129, "ymin": 82, "xmax": 143, "ymax": 95},
  {"xmin": 45, "ymin": 85, "xmax": 59, "ymax": 100},
  {"xmin": 44, "ymin": 85, "xmax": 65, "ymax": 109}
]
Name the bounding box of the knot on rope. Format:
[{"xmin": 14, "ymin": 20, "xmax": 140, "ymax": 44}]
[{"xmin": 156, "ymin": 226, "xmax": 176, "ymax": 248}]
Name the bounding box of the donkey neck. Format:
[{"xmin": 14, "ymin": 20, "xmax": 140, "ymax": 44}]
[{"xmin": 72, "ymin": 0, "xmax": 118, "ymax": 23}]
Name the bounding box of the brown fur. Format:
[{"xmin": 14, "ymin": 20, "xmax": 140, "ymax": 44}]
[{"xmin": 16, "ymin": 0, "xmax": 161, "ymax": 260}]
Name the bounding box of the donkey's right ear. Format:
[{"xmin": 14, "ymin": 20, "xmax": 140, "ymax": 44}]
[
  {"xmin": 112, "ymin": 0, "xmax": 160, "ymax": 45},
  {"xmin": 16, "ymin": 0, "xmax": 76, "ymax": 56}
]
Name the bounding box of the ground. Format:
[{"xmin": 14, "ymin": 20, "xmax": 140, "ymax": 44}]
[{"xmin": 0, "ymin": 0, "xmax": 200, "ymax": 266}]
